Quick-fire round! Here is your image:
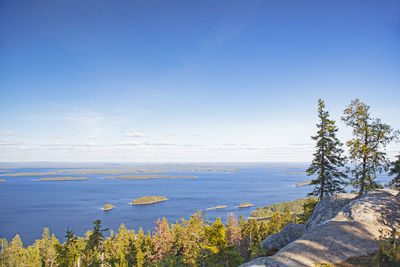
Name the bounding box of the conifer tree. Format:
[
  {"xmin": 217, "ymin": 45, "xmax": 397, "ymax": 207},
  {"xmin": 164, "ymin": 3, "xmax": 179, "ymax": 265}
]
[
  {"xmin": 307, "ymin": 99, "xmax": 347, "ymax": 199},
  {"xmin": 342, "ymin": 99, "xmax": 399, "ymax": 197},
  {"xmin": 152, "ymin": 217, "xmax": 173, "ymax": 262},
  {"xmin": 389, "ymin": 154, "xmax": 400, "ymax": 190},
  {"xmin": 225, "ymin": 213, "xmax": 241, "ymax": 247}
]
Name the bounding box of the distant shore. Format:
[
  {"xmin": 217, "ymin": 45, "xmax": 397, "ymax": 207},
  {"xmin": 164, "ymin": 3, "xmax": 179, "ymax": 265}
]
[
  {"xmin": 2, "ymin": 172, "xmax": 58, "ymax": 176},
  {"xmin": 105, "ymin": 175, "xmax": 196, "ymax": 180}
]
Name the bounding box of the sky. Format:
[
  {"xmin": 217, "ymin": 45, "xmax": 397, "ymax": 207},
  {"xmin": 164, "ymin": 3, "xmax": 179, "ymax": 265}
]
[{"xmin": 0, "ymin": 0, "xmax": 399, "ymax": 162}]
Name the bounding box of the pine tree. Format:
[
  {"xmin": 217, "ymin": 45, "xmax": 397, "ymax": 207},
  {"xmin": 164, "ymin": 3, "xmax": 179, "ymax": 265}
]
[
  {"xmin": 307, "ymin": 99, "xmax": 347, "ymax": 199},
  {"xmin": 225, "ymin": 213, "xmax": 241, "ymax": 247},
  {"xmin": 389, "ymin": 154, "xmax": 400, "ymax": 190},
  {"xmin": 342, "ymin": 99, "xmax": 399, "ymax": 197},
  {"xmin": 152, "ymin": 217, "xmax": 173, "ymax": 262}
]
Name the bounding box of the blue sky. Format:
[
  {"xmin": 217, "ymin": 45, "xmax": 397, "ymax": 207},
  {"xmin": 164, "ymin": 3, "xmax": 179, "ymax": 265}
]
[{"xmin": 0, "ymin": 0, "xmax": 399, "ymax": 162}]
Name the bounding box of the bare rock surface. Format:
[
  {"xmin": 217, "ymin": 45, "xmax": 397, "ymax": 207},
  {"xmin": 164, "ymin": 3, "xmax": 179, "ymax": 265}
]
[
  {"xmin": 260, "ymin": 223, "xmax": 305, "ymax": 253},
  {"xmin": 241, "ymin": 189, "xmax": 400, "ymax": 267}
]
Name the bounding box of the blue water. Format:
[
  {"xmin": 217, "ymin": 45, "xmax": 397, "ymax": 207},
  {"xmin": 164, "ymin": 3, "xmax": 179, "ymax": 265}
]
[{"xmin": 0, "ymin": 165, "xmax": 352, "ymax": 246}]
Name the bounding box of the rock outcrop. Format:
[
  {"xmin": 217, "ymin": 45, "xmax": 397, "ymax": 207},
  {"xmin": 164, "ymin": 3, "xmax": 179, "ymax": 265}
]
[
  {"xmin": 241, "ymin": 189, "xmax": 400, "ymax": 267},
  {"xmin": 260, "ymin": 223, "xmax": 305, "ymax": 254}
]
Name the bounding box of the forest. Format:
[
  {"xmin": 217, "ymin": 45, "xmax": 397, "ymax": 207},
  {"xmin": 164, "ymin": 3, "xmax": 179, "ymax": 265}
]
[{"xmin": 1, "ymin": 98, "xmax": 400, "ymax": 266}]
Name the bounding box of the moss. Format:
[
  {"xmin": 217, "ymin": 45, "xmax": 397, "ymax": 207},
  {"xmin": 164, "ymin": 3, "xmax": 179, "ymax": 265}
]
[{"xmin": 131, "ymin": 196, "xmax": 168, "ymax": 205}]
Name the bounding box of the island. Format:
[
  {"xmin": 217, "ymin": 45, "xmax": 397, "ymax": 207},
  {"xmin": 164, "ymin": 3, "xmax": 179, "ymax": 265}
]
[
  {"xmin": 57, "ymin": 169, "xmax": 165, "ymax": 175},
  {"xmin": 0, "ymin": 179, "xmax": 5, "ymax": 182},
  {"xmin": 39, "ymin": 177, "xmax": 88, "ymax": 181},
  {"xmin": 238, "ymin": 203, "xmax": 253, "ymax": 208},
  {"xmin": 2, "ymin": 172, "xmax": 58, "ymax": 176},
  {"xmin": 206, "ymin": 205, "xmax": 227, "ymax": 210},
  {"xmin": 296, "ymin": 180, "xmax": 312, "ymax": 187},
  {"xmin": 104, "ymin": 175, "xmax": 196, "ymax": 180},
  {"xmin": 102, "ymin": 204, "xmax": 114, "ymax": 211},
  {"xmin": 131, "ymin": 196, "xmax": 168, "ymax": 205}
]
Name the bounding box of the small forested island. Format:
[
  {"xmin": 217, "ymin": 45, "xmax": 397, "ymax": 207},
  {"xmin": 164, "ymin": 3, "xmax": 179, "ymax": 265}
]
[
  {"xmin": 39, "ymin": 177, "xmax": 88, "ymax": 181},
  {"xmin": 104, "ymin": 175, "xmax": 196, "ymax": 180},
  {"xmin": 206, "ymin": 205, "xmax": 227, "ymax": 210},
  {"xmin": 102, "ymin": 204, "xmax": 114, "ymax": 211},
  {"xmin": 131, "ymin": 196, "xmax": 168, "ymax": 205},
  {"xmin": 0, "ymin": 170, "xmax": 12, "ymax": 173},
  {"xmin": 0, "ymin": 179, "xmax": 5, "ymax": 182},
  {"xmin": 2, "ymin": 172, "xmax": 58, "ymax": 176},
  {"xmin": 238, "ymin": 202, "xmax": 253, "ymax": 208}
]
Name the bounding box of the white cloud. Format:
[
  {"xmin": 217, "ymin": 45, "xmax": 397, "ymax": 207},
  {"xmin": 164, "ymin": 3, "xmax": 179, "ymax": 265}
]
[
  {"xmin": 116, "ymin": 141, "xmax": 141, "ymax": 146},
  {"xmin": 0, "ymin": 131, "xmax": 14, "ymax": 135},
  {"xmin": 0, "ymin": 140, "xmax": 16, "ymax": 145},
  {"xmin": 123, "ymin": 132, "xmax": 147, "ymax": 138}
]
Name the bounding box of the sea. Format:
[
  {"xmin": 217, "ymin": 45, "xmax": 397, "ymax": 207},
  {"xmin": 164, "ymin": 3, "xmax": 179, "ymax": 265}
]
[{"xmin": 0, "ymin": 162, "xmax": 391, "ymax": 246}]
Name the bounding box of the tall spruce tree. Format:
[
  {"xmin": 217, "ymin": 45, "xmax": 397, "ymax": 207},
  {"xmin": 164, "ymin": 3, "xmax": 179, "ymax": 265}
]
[
  {"xmin": 389, "ymin": 154, "xmax": 400, "ymax": 190},
  {"xmin": 306, "ymin": 99, "xmax": 347, "ymax": 199},
  {"xmin": 342, "ymin": 99, "xmax": 399, "ymax": 197}
]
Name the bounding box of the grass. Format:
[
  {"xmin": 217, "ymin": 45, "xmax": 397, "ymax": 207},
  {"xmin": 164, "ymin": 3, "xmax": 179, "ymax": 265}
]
[
  {"xmin": 206, "ymin": 205, "xmax": 227, "ymax": 210},
  {"xmin": 2, "ymin": 172, "xmax": 58, "ymax": 176},
  {"xmin": 39, "ymin": 177, "xmax": 88, "ymax": 181},
  {"xmin": 251, "ymin": 198, "xmax": 308, "ymax": 218},
  {"xmin": 238, "ymin": 203, "xmax": 253, "ymax": 208},
  {"xmin": 131, "ymin": 196, "xmax": 168, "ymax": 205},
  {"xmin": 102, "ymin": 204, "xmax": 114, "ymax": 211},
  {"xmin": 104, "ymin": 175, "xmax": 197, "ymax": 179}
]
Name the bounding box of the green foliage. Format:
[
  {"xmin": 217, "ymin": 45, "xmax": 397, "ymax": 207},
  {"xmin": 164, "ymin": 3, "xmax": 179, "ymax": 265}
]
[
  {"xmin": 0, "ymin": 201, "xmax": 319, "ymax": 267},
  {"xmin": 251, "ymin": 198, "xmax": 308, "ymax": 218},
  {"xmin": 375, "ymin": 229, "xmax": 400, "ymax": 266},
  {"xmin": 342, "ymin": 98, "xmax": 399, "ymax": 197},
  {"xmin": 298, "ymin": 197, "xmax": 318, "ymax": 224},
  {"xmin": 389, "ymin": 154, "xmax": 400, "ymax": 190},
  {"xmin": 307, "ymin": 99, "xmax": 347, "ymax": 199}
]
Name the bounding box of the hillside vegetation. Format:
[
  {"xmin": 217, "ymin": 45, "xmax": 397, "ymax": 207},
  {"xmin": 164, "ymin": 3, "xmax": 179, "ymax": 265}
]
[{"xmin": 251, "ymin": 198, "xmax": 309, "ymax": 218}]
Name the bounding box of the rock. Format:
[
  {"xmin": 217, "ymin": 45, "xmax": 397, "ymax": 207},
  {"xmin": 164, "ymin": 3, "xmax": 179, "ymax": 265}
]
[
  {"xmin": 260, "ymin": 223, "xmax": 305, "ymax": 253},
  {"xmin": 304, "ymin": 193, "xmax": 356, "ymax": 234},
  {"xmin": 240, "ymin": 189, "xmax": 400, "ymax": 267}
]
